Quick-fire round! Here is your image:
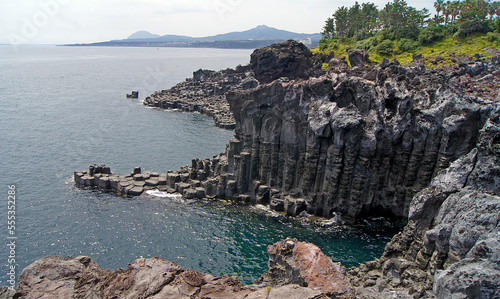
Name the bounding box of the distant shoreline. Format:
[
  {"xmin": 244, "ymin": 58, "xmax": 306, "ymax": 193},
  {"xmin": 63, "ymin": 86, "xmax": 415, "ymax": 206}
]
[{"xmin": 63, "ymin": 39, "xmax": 317, "ymax": 49}]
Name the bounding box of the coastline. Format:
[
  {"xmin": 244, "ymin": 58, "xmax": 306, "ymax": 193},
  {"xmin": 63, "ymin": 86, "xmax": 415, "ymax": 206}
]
[{"xmin": 5, "ymin": 41, "xmax": 500, "ymax": 298}]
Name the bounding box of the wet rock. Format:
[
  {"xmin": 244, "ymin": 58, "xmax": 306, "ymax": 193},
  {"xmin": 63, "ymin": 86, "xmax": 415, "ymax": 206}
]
[
  {"xmin": 270, "ymin": 198, "xmax": 284, "ymax": 212},
  {"xmin": 128, "ymin": 186, "xmax": 144, "ymax": 196},
  {"xmin": 284, "ymin": 197, "xmax": 306, "ymax": 216}
]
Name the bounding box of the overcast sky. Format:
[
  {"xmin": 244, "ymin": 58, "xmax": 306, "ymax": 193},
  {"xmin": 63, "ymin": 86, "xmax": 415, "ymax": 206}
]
[{"xmin": 0, "ymin": 0, "xmax": 436, "ymax": 45}]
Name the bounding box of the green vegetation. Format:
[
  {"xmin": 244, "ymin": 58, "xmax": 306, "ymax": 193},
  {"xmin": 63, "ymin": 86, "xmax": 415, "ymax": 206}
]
[{"xmin": 318, "ymin": 0, "xmax": 500, "ymax": 65}]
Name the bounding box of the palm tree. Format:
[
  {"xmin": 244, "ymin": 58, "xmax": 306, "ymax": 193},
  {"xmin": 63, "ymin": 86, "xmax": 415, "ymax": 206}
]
[
  {"xmin": 450, "ymin": 1, "xmax": 461, "ymax": 23},
  {"xmin": 443, "ymin": 1, "xmax": 452, "ymax": 24},
  {"xmin": 434, "ymin": 0, "xmax": 445, "ymax": 16},
  {"xmin": 495, "ymin": 2, "xmax": 500, "ymax": 18}
]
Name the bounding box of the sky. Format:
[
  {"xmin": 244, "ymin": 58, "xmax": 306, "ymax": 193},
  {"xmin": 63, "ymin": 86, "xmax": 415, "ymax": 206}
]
[{"xmin": 0, "ymin": 0, "xmax": 436, "ymax": 45}]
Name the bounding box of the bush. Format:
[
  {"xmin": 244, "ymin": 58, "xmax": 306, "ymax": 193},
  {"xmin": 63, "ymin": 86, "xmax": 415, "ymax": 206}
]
[
  {"xmin": 454, "ymin": 19, "xmax": 494, "ymax": 38},
  {"xmin": 496, "ymin": 18, "xmax": 500, "ymax": 33},
  {"xmin": 376, "ymin": 29, "xmax": 395, "ymax": 43},
  {"xmin": 418, "ymin": 26, "xmax": 445, "ymax": 45},
  {"xmin": 398, "ymin": 38, "xmax": 419, "ymax": 52},
  {"xmin": 319, "ymin": 38, "xmax": 338, "ymax": 51},
  {"xmin": 376, "ymin": 40, "xmax": 394, "ymax": 56},
  {"xmin": 487, "ymin": 32, "xmax": 500, "ymax": 43},
  {"xmin": 354, "ymin": 37, "xmax": 378, "ymax": 51},
  {"xmin": 399, "ymin": 26, "xmax": 420, "ymax": 41}
]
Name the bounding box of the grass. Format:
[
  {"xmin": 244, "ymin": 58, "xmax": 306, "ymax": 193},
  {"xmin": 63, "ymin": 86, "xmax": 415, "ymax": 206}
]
[{"xmin": 315, "ymin": 33, "xmax": 500, "ymax": 67}]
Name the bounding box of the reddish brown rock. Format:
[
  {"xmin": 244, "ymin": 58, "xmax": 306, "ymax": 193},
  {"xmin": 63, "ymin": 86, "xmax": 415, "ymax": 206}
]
[
  {"xmin": 256, "ymin": 238, "xmax": 351, "ymax": 296},
  {"xmin": 3, "ymin": 240, "xmax": 344, "ymax": 299}
]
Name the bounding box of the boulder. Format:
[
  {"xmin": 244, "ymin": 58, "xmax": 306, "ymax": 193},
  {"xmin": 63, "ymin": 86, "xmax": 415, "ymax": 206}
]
[
  {"xmin": 348, "ymin": 49, "xmax": 369, "ymax": 67},
  {"xmin": 256, "ymin": 238, "xmax": 351, "ymax": 296},
  {"xmin": 250, "ymin": 40, "xmax": 313, "ymax": 84},
  {"xmin": 328, "ymin": 57, "xmax": 349, "ymax": 73}
]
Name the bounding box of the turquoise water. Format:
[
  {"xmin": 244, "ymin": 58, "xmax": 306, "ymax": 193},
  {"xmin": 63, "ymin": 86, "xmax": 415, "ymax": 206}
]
[{"xmin": 0, "ymin": 45, "xmax": 397, "ymax": 285}]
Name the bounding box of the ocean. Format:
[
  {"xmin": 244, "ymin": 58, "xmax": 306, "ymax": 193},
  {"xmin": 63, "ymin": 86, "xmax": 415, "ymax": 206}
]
[{"xmin": 0, "ymin": 45, "xmax": 397, "ymax": 285}]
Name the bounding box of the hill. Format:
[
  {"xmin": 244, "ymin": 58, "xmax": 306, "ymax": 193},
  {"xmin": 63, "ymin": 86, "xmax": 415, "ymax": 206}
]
[
  {"xmin": 127, "ymin": 31, "xmax": 160, "ymax": 39},
  {"xmin": 65, "ymin": 25, "xmax": 321, "ymax": 49}
]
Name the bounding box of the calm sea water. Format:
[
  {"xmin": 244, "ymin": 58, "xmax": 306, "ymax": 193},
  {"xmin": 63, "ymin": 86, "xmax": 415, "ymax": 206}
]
[{"xmin": 0, "ymin": 45, "xmax": 397, "ymax": 285}]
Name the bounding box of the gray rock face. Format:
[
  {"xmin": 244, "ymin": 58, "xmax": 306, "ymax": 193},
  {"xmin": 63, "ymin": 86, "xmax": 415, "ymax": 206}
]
[
  {"xmin": 224, "ymin": 64, "xmax": 494, "ymax": 219},
  {"xmin": 349, "ymin": 115, "xmax": 500, "ymax": 298}
]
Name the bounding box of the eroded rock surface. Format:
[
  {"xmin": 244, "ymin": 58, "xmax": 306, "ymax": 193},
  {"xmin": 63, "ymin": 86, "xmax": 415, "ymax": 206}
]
[
  {"xmin": 143, "ymin": 65, "xmax": 257, "ymax": 129},
  {"xmin": 255, "ymin": 238, "xmax": 351, "ymax": 297},
  {"xmin": 348, "ymin": 116, "xmax": 500, "ymax": 298},
  {"xmin": 1, "ymin": 240, "xmax": 341, "ymax": 299},
  {"xmin": 249, "ymin": 40, "xmax": 317, "ymax": 83}
]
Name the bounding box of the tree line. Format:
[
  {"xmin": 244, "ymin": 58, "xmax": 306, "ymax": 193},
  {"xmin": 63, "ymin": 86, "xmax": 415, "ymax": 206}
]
[{"xmin": 321, "ymin": 0, "xmax": 500, "ymax": 51}]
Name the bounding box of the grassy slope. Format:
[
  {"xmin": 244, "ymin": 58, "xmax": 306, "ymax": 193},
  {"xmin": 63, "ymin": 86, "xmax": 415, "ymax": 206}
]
[{"xmin": 314, "ymin": 33, "xmax": 500, "ymax": 67}]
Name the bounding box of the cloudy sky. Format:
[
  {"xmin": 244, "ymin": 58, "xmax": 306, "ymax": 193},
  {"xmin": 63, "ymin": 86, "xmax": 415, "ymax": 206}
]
[{"xmin": 0, "ymin": 0, "xmax": 435, "ymax": 44}]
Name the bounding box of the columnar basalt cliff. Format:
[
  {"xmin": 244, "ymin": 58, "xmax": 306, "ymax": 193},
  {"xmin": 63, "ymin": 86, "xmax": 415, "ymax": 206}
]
[
  {"xmin": 224, "ymin": 62, "xmax": 493, "ymax": 219},
  {"xmin": 128, "ymin": 41, "xmax": 500, "ymax": 221},
  {"xmin": 66, "ymin": 40, "xmax": 500, "ymax": 298}
]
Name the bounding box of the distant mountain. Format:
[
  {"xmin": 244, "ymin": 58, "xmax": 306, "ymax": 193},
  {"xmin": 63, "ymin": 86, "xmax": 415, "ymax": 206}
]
[
  {"xmin": 127, "ymin": 31, "xmax": 160, "ymax": 39},
  {"xmin": 200, "ymin": 25, "xmax": 321, "ymax": 42},
  {"xmin": 66, "ymin": 25, "xmax": 321, "ymax": 49}
]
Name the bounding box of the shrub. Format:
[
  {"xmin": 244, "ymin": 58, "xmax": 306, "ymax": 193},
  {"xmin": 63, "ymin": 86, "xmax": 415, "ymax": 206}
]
[
  {"xmin": 487, "ymin": 32, "xmax": 500, "ymax": 43},
  {"xmin": 376, "ymin": 28, "xmax": 395, "ymax": 43},
  {"xmin": 354, "ymin": 37, "xmax": 378, "ymax": 51},
  {"xmin": 398, "ymin": 38, "xmax": 419, "ymax": 52},
  {"xmin": 454, "ymin": 19, "xmax": 493, "ymax": 38},
  {"xmin": 418, "ymin": 26, "xmax": 445, "ymax": 45},
  {"xmin": 399, "ymin": 26, "xmax": 420, "ymax": 41},
  {"xmin": 376, "ymin": 40, "xmax": 394, "ymax": 56}
]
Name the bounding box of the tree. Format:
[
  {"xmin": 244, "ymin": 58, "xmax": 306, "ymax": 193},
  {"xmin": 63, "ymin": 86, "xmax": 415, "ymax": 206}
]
[
  {"xmin": 380, "ymin": 0, "xmax": 429, "ymax": 39},
  {"xmin": 434, "ymin": 0, "xmax": 445, "ymax": 16},
  {"xmin": 450, "ymin": 0, "xmax": 461, "ymax": 23},
  {"xmin": 443, "ymin": 1, "xmax": 451, "ymax": 24},
  {"xmin": 322, "ymin": 17, "xmax": 335, "ymax": 39},
  {"xmin": 361, "ymin": 2, "xmax": 380, "ymax": 37},
  {"xmin": 334, "ymin": 6, "xmax": 350, "ymax": 41},
  {"xmin": 348, "ymin": 2, "xmax": 362, "ymax": 40}
]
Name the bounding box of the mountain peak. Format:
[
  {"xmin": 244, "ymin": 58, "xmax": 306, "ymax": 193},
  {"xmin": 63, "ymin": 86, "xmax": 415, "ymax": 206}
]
[{"xmin": 127, "ymin": 31, "xmax": 160, "ymax": 40}]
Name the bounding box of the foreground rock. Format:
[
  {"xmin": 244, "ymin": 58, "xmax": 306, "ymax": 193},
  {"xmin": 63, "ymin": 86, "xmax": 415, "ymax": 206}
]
[
  {"xmin": 1, "ymin": 240, "xmax": 343, "ymax": 299},
  {"xmin": 256, "ymin": 238, "xmax": 351, "ymax": 297}
]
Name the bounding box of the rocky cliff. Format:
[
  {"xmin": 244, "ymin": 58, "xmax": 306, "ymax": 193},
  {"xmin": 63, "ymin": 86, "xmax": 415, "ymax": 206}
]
[
  {"xmin": 0, "ymin": 240, "xmax": 348, "ymax": 299},
  {"xmin": 44, "ymin": 40, "xmax": 500, "ymax": 298},
  {"xmin": 138, "ymin": 41, "xmax": 498, "ymax": 221},
  {"xmin": 347, "ymin": 113, "xmax": 500, "ymax": 298}
]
